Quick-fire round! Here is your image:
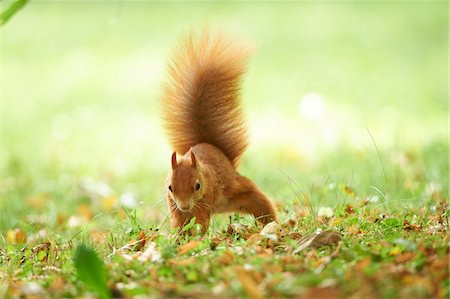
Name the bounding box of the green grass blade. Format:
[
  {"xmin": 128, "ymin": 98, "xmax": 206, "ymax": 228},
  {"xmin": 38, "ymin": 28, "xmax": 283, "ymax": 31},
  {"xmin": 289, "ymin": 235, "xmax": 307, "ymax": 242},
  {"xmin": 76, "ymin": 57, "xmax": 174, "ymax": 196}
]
[{"xmin": 0, "ymin": 0, "xmax": 29, "ymax": 26}]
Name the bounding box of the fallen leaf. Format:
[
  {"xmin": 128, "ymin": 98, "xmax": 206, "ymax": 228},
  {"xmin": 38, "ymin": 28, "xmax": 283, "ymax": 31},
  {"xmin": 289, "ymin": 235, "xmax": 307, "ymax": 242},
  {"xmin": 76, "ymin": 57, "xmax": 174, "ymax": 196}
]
[
  {"xmin": 260, "ymin": 221, "xmax": 281, "ymax": 235},
  {"xmin": 217, "ymin": 251, "xmax": 235, "ymax": 265},
  {"xmin": 340, "ymin": 185, "xmax": 356, "ymax": 198},
  {"xmin": 168, "ymin": 257, "xmax": 196, "ymax": 266},
  {"xmin": 7, "ymin": 229, "xmax": 27, "ymax": 244},
  {"xmin": 101, "ymin": 196, "xmax": 117, "ymax": 211},
  {"xmin": 227, "ymin": 223, "xmax": 251, "ymax": 238},
  {"xmin": 403, "ymin": 219, "xmax": 422, "ymax": 231},
  {"xmin": 27, "ymin": 193, "xmax": 49, "ymax": 209},
  {"xmin": 388, "ymin": 246, "xmax": 402, "ymax": 256},
  {"xmin": 395, "ymin": 252, "xmax": 416, "ymax": 264},
  {"xmin": 401, "ymin": 275, "xmax": 433, "ymax": 294},
  {"xmin": 178, "ymin": 241, "xmax": 199, "ymax": 256},
  {"xmin": 347, "ymin": 225, "xmax": 362, "ymax": 235},
  {"xmin": 235, "ymin": 267, "xmax": 263, "ymax": 299},
  {"xmin": 288, "ymin": 232, "xmax": 303, "ymax": 239},
  {"xmin": 293, "ymin": 230, "xmax": 342, "ymax": 254},
  {"xmin": 299, "ymin": 286, "xmax": 341, "ymax": 299},
  {"xmin": 134, "ymin": 231, "xmax": 147, "ymax": 251},
  {"xmin": 50, "ymin": 276, "xmax": 65, "ymax": 291},
  {"xmin": 345, "ymin": 204, "xmax": 355, "ymax": 214},
  {"xmin": 78, "ymin": 204, "xmax": 92, "ymax": 220},
  {"xmin": 247, "ymin": 234, "xmax": 263, "ymax": 246},
  {"xmin": 355, "ymin": 257, "xmax": 371, "ymax": 272}
]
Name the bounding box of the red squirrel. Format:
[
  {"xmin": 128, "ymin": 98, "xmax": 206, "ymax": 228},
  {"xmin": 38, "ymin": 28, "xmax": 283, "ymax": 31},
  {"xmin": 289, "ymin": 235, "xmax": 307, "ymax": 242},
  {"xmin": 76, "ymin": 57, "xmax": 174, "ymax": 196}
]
[{"xmin": 161, "ymin": 30, "xmax": 277, "ymax": 232}]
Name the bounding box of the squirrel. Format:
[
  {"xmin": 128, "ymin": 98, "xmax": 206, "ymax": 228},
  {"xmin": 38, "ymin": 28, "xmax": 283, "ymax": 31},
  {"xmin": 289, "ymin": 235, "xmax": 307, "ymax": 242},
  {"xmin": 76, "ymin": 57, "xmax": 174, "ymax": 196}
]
[{"xmin": 161, "ymin": 30, "xmax": 277, "ymax": 233}]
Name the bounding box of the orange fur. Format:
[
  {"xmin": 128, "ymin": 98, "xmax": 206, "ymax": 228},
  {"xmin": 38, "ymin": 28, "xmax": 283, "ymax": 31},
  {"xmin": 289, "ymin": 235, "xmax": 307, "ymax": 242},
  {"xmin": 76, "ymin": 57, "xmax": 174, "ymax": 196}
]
[{"xmin": 161, "ymin": 30, "xmax": 277, "ymax": 233}]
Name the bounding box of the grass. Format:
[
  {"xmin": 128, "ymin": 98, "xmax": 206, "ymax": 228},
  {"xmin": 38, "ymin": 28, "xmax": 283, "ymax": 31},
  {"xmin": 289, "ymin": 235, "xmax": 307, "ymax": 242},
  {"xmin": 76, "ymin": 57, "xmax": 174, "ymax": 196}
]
[{"xmin": 0, "ymin": 1, "xmax": 448, "ymax": 298}]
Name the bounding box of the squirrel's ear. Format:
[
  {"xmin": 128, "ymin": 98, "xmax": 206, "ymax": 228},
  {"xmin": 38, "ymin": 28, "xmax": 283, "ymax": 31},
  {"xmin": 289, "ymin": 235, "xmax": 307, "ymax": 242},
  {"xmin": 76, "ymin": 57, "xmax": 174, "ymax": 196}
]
[
  {"xmin": 171, "ymin": 152, "xmax": 177, "ymax": 169},
  {"xmin": 190, "ymin": 151, "xmax": 197, "ymax": 168}
]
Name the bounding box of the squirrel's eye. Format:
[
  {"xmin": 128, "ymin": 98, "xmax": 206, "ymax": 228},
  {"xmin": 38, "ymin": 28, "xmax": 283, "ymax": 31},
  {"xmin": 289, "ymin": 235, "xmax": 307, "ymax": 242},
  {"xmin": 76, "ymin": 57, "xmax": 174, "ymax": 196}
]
[
  {"xmin": 195, "ymin": 181, "xmax": 201, "ymax": 191},
  {"xmin": 168, "ymin": 185, "xmax": 173, "ymax": 193}
]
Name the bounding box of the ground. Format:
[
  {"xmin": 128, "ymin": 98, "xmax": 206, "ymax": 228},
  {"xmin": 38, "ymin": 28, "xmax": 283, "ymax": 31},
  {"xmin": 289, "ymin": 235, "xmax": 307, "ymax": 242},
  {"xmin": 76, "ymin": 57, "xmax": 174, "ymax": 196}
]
[{"xmin": 1, "ymin": 144, "xmax": 448, "ymax": 298}]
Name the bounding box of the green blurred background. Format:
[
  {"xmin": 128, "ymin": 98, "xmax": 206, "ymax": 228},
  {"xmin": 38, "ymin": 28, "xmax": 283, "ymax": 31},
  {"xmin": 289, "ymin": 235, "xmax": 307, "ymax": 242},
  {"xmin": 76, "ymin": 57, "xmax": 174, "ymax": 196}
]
[{"xmin": 1, "ymin": 1, "xmax": 448, "ymax": 231}]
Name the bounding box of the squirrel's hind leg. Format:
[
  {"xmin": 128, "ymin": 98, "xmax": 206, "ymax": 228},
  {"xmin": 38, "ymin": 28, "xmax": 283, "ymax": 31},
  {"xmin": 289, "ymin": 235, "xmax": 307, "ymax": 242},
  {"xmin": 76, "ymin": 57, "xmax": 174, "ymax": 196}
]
[{"xmin": 227, "ymin": 176, "xmax": 277, "ymax": 224}]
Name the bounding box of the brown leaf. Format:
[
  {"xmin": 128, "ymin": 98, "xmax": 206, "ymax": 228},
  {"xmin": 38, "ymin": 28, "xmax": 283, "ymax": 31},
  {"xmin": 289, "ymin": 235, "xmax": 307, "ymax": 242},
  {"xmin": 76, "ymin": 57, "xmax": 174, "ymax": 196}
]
[
  {"xmin": 246, "ymin": 234, "xmax": 263, "ymax": 246},
  {"xmin": 288, "ymin": 219, "xmax": 296, "ymax": 227},
  {"xmin": 293, "ymin": 231, "xmax": 342, "ymax": 254},
  {"xmin": 78, "ymin": 204, "xmax": 92, "ymax": 220},
  {"xmin": 260, "ymin": 221, "xmax": 282, "ymax": 236},
  {"xmin": 27, "ymin": 193, "xmax": 49, "ymax": 209},
  {"xmin": 403, "ymin": 219, "xmax": 422, "ymax": 231},
  {"xmin": 347, "ymin": 225, "xmax": 363, "ymax": 235},
  {"xmin": 177, "ymin": 241, "xmax": 200, "ymax": 256},
  {"xmin": 288, "ymin": 232, "xmax": 303, "ymax": 240},
  {"xmin": 345, "ymin": 204, "xmax": 355, "ymax": 214},
  {"xmin": 235, "ymin": 267, "xmax": 264, "ymax": 299},
  {"xmin": 217, "ymin": 251, "xmax": 235, "ymax": 265},
  {"xmin": 395, "ymin": 252, "xmax": 416, "ymax": 264},
  {"xmin": 340, "ymin": 185, "xmax": 356, "ymax": 198},
  {"xmin": 168, "ymin": 257, "xmax": 196, "ymax": 266},
  {"xmin": 7, "ymin": 229, "xmax": 27, "ymax": 244},
  {"xmin": 298, "ymin": 286, "xmax": 340, "ymax": 299},
  {"xmin": 355, "ymin": 257, "xmax": 371, "ymax": 272},
  {"xmin": 227, "ymin": 223, "xmax": 253, "ymax": 239},
  {"xmin": 135, "ymin": 231, "xmax": 147, "ymax": 251}
]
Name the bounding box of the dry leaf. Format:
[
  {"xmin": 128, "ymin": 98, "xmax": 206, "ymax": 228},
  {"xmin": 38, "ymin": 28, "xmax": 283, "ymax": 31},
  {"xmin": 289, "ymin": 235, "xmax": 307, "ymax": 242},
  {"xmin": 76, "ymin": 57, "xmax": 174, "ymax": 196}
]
[
  {"xmin": 7, "ymin": 229, "xmax": 27, "ymax": 244},
  {"xmin": 403, "ymin": 219, "xmax": 422, "ymax": 231},
  {"xmin": 27, "ymin": 193, "xmax": 49, "ymax": 209},
  {"xmin": 78, "ymin": 204, "xmax": 92, "ymax": 220},
  {"xmin": 345, "ymin": 204, "xmax": 355, "ymax": 214},
  {"xmin": 300, "ymin": 286, "xmax": 341, "ymax": 299},
  {"xmin": 395, "ymin": 252, "xmax": 416, "ymax": 264},
  {"xmin": 347, "ymin": 225, "xmax": 362, "ymax": 235},
  {"xmin": 178, "ymin": 241, "xmax": 199, "ymax": 256},
  {"xmin": 235, "ymin": 267, "xmax": 263, "ymax": 299},
  {"xmin": 247, "ymin": 234, "xmax": 263, "ymax": 246},
  {"xmin": 168, "ymin": 257, "xmax": 196, "ymax": 266},
  {"xmin": 340, "ymin": 185, "xmax": 356, "ymax": 198},
  {"xmin": 227, "ymin": 223, "xmax": 252, "ymax": 238},
  {"xmin": 218, "ymin": 251, "xmax": 235, "ymax": 265},
  {"xmin": 260, "ymin": 221, "xmax": 281, "ymax": 235},
  {"xmin": 102, "ymin": 196, "xmax": 117, "ymax": 211},
  {"xmin": 293, "ymin": 230, "xmax": 342, "ymax": 254}
]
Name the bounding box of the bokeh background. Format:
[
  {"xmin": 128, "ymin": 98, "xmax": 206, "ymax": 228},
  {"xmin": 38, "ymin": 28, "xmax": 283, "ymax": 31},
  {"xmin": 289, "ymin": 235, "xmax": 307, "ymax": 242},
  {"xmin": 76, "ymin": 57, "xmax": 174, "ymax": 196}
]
[{"xmin": 1, "ymin": 1, "xmax": 448, "ymax": 231}]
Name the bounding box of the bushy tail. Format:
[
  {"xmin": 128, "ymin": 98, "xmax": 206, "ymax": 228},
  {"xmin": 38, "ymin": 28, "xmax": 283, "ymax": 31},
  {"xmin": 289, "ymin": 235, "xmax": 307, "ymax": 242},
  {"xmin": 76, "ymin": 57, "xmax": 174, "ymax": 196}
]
[{"xmin": 161, "ymin": 30, "xmax": 250, "ymax": 167}]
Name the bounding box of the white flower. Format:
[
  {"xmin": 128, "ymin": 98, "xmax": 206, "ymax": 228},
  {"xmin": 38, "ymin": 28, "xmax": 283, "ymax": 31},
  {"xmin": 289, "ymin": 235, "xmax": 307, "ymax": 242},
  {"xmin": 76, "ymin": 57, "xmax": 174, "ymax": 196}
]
[
  {"xmin": 22, "ymin": 282, "xmax": 44, "ymax": 295},
  {"xmin": 317, "ymin": 207, "xmax": 333, "ymax": 218},
  {"xmin": 120, "ymin": 192, "xmax": 137, "ymax": 209},
  {"xmin": 138, "ymin": 242, "xmax": 162, "ymax": 263},
  {"xmin": 368, "ymin": 195, "xmax": 380, "ymax": 203}
]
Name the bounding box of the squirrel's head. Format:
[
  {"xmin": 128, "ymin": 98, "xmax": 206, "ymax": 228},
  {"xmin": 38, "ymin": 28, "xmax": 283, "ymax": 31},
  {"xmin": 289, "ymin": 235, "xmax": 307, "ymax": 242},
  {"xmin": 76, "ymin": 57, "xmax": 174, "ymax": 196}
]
[{"xmin": 166, "ymin": 151, "xmax": 205, "ymax": 212}]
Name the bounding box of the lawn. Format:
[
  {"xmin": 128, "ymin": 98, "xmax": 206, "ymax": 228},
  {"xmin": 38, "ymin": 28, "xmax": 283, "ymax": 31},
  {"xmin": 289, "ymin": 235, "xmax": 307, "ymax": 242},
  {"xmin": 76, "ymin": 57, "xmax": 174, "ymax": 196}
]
[{"xmin": 0, "ymin": 1, "xmax": 448, "ymax": 298}]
